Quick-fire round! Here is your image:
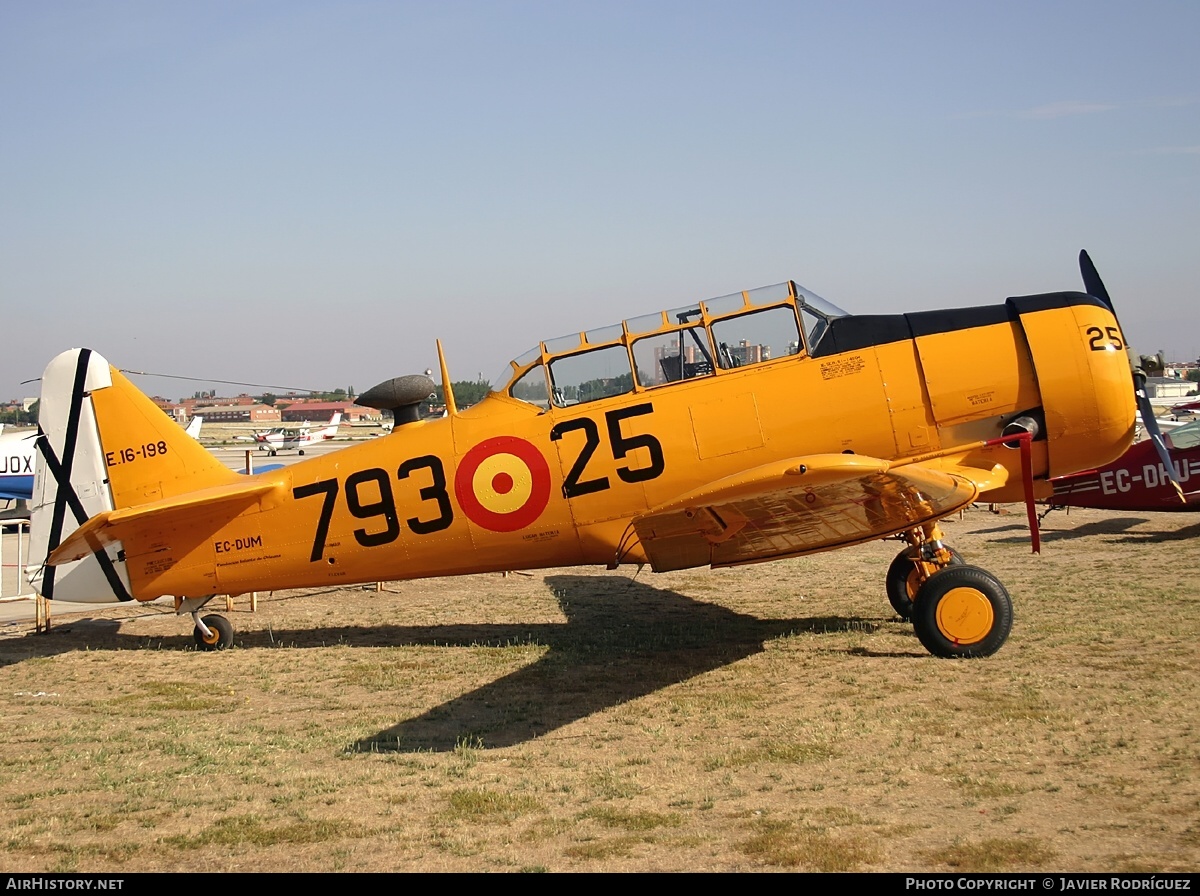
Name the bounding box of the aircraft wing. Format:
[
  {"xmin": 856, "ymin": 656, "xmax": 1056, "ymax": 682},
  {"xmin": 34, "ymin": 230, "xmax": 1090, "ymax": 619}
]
[{"xmin": 631, "ymin": 453, "xmax": 1007, "ymax": 572}]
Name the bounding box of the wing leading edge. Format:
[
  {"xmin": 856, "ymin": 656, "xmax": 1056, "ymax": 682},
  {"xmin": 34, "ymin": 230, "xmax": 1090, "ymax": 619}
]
[{"xmin": 630, "ymin": 453, "xmax": 1007, "ymax": 572}]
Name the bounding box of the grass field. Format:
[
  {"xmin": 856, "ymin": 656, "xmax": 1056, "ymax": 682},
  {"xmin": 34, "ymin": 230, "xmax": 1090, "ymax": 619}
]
[{"xmin": 1, "ymin": 505, "xmax": 1197, "ymax": 872}]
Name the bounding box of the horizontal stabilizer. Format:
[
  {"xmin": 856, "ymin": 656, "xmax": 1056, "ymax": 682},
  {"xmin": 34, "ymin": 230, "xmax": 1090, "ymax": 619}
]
[{"xmin": 48, "ymin": 478, "xmax": 282, "ymax": 565}]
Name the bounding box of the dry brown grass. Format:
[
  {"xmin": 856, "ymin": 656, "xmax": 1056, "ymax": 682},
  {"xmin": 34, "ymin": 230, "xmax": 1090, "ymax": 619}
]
[{"xmin": 1, "ymin": 506, "xmax": 1198, "ymax": 872}]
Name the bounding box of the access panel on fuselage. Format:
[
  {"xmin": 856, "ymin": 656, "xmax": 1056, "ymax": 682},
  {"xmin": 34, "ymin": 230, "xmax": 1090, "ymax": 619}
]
[{"xmin": 912, "ymin": 318, "xmax": 1040, "ymax": 428}]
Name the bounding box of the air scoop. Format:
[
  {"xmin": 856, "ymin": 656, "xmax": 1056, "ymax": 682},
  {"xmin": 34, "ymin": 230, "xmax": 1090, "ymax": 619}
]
[{"xmin": 357, "ymin": 375, "xmax": 436, "ymax": 426}]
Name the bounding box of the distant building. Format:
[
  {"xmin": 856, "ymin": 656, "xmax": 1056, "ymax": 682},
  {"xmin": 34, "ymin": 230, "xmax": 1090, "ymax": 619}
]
[
  {"xmin": 149, "ymin": 397, "xmax": 189, "ymax": 425},
  {"xmin": 729, "ymin": 340, "xmax": 770, "ymax": 366},
  {"xmin": 650, "ymin": 344, "xmax": 710, "ymax": 384},
  {"xmin": 189, "ymin": 404, "xmax": 281, "ymax": 423},
  {"xmin": 1145, "ymin": 377, "xmax": 1194, "ymax": 400},
  {"xmin": 279, "ymin": 400, "xmax": 376, "ymax": 423}
]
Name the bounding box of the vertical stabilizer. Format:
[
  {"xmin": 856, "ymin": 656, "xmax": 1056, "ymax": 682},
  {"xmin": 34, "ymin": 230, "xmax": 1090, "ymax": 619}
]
[
  {"xmin": 28, "ymin": 349, "xmax": 128, "ymax": 602},
  {"xmin": 27, "ymin": 349, "xmax": 238, "ymax": 602}
]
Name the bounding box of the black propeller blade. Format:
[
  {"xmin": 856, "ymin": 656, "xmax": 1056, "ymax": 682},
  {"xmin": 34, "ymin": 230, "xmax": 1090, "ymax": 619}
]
[
  {"xmin": 1132, "ymin": 364, "xmax": 1184, "ymax": 502},
  {"xmin": 1079, "ymin": 249, "xmax": 1114, "ymax": 311},
  {"xmin": 1079, "ymin": 251, "xmax": 1185, "ymax": 503}
]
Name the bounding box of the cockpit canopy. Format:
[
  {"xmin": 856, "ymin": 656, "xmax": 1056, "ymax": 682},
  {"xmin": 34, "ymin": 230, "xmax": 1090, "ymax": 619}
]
[{"xmin": 490, "ymin": 281, "xmax": 847, "ymax": 409}]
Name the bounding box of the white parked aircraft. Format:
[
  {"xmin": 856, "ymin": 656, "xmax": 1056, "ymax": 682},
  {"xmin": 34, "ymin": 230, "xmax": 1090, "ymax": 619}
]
[{"xmin": 256, "ymin": 412, "xmax": 341, "ymax": 456}]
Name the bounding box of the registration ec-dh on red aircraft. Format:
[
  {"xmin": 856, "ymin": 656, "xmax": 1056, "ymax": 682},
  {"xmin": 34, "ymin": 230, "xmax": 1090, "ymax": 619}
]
[
  {"xmin": 1048, "ymin": 416, "xmax": 1200, "ymax": 511},
  {"xmin": 25, "ymin": 252, "xmax": 1156, "ymax": 659}
]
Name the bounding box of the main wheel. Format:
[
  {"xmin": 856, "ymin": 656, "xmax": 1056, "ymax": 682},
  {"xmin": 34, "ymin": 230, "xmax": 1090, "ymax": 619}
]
[
  {"xmin": 912, "ymin": 565, "xmax": 1012, "ymax": 658},
  {"xmin": 886, "ymin": 547, "xmax": 964, "ymax": 620},
  {"xmin": 193, "ymin": 614, "xmax": 234, "ymax": 651}
]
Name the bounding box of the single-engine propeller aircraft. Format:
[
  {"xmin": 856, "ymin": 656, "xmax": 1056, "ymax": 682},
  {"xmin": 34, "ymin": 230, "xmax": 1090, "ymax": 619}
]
[
  {"xmin": 255, "ymin": 412, "xmax": 342, "ymax": 456},
  {"xmin": 1048, "ymin": 416, "xmax": 1200, "ymax": 511},
  {"xmin": 1169, "ymin": 399, "xmax": 1200, "ymax": 419},
  {"xmin": 26, "ymin": 252, "xmax": 1154, "ymax": 658}
]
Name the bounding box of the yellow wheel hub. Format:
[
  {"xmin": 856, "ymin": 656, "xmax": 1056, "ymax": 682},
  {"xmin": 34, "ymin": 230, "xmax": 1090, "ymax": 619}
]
[
  {"xmin": 905, "ymin": 569, "xmax": 921, "ymax": 600},
  {"xmin": 200, "ymin": 627, "xmax": 220, "ymax": 646},
  {"xmin": 906, "ymin": 562, "xmax": 937, "ymax": 600},
  {"xmin": 934, "ymin": 587, "xmax": 994, "ymax": 645}
]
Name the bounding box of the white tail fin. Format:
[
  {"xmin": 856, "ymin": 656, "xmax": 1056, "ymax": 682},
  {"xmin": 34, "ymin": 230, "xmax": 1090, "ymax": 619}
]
[{"xmin": 28, "ymin": 350, "xmax": 128, "ymax": 602}]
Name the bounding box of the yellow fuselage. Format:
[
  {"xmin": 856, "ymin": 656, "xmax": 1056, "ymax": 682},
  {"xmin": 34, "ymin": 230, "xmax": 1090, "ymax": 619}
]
[{"xmin": 101, "ymin": 290, "xmax": 1134, "ymax": 601}]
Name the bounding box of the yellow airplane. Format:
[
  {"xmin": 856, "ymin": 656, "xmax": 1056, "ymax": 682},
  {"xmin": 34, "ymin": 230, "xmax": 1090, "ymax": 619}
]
[{"xmin": 26, "ymin": 252, "xmax": 1141, "ymax": 658}]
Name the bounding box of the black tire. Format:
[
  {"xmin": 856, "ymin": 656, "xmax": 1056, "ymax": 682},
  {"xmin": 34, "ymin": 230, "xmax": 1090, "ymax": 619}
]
[
  {"xmin": 912, "ymin": 565, "xmax": 1012, "ymax": 658},
  {"xmin": 193, "ymin": 614, "xmax": 234, "ymax": 651},
  {"xmin": 298, "ymin": 449, "xmax": 305, "ymax": 456},
  {"xmin": 268, "ymin": 449, "xmax": 277, "ymax": 457},
  {"xmin": 886, "ymin": 547, "xmax": 964, "ymax": 620}
]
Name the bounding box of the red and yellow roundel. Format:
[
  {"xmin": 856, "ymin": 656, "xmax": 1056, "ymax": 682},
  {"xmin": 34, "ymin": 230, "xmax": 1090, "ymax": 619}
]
[{"xmin": 454, "ymin": 436, "xmax": 551, "ymax": 532}]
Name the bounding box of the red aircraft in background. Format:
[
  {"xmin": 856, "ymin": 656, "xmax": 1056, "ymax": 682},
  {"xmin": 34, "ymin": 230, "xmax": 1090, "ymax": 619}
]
[
  {"xmin": 1048, "ymin": 417, "xmax": 1200, "ymax": 511},
  {"xmin": 1168, "ymin": 399, "xmax": 1200, "ymax": 419}
]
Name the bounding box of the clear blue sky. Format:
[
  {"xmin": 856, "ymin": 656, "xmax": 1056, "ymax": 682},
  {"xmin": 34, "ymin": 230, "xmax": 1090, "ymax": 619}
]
[{"xmin": 3, "ymin": 1, "xmax": 1197, "ymax": 403}]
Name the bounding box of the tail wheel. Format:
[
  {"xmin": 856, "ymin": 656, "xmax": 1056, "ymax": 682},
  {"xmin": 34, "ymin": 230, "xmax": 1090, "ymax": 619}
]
[
  {"xmin": 912, "ymin": 565, "xmax": 1012, "ymax": 658},
  {"xmin": 193, "ymin": 614, "xmax": 234, "ymax": 651},
  {"xmin": 886, "ymin": 547, "xmax": 964, "ymax": 620}
]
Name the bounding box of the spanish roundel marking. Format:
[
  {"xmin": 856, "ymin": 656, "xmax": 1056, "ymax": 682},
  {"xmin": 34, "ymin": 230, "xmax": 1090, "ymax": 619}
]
[{"xmin": 454, "ymin": 436, "xmax": 551, "ymax": 532}]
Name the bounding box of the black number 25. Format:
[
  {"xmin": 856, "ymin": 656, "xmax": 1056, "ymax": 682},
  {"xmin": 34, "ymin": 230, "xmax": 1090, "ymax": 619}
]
[
  {"xmin": 550, "ymin": 403, "xmax": 665, "ymax": 499},
  {"xmin": 1087, "ymin": 326, "xmax": 1125, "ymax": 351}
]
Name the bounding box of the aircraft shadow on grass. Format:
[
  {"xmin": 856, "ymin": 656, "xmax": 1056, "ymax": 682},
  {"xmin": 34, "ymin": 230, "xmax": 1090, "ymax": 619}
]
[
  {"xmin": 349, "ymin": 574, "xmax": 893, "ymax": 752},
  {"xmin": 979, "ymin": 516, "xmax": 1151, "ymax": 545},
  {"xmin": 1107, "ymin": 520, "xmax": 1200, "ymax": 544},
  {"xmin": 980, "ymin": 515, "xmax": 1200, "ymax": 547},
  {"xmin": 6, "ymin": 575, "xmax": 905, "ymax": 751}
]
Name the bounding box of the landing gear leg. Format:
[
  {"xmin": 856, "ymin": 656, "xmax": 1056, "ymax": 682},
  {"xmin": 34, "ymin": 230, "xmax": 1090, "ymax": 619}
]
[
  {"xmin": 886, "ymin": 523, "xmax": 962, "ymax": 620},
  {"xmin": 888, "ymin": 523, "xmax": 1013, "ymax": 658}
]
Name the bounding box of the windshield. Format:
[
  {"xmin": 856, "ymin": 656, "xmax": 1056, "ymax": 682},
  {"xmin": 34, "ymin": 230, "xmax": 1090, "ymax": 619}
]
[{"xmin": 794, "ymin": 284, "xmax": 846, "ymax": 350}]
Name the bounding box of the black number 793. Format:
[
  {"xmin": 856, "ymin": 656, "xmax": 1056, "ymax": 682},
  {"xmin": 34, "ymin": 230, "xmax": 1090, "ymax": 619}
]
[{"xmin": 291, "ymin": 456, "xmax": 452, "ymax": 562}]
